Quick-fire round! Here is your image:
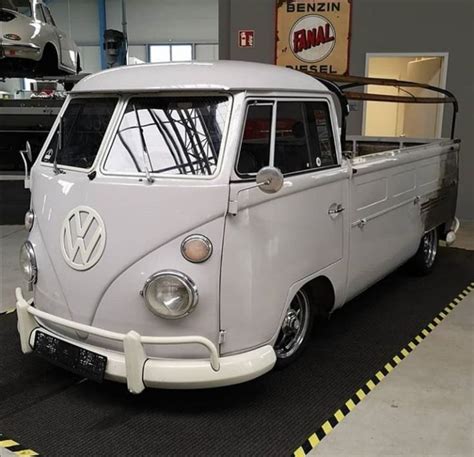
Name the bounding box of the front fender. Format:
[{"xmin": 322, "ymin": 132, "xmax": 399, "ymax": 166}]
[{"xmin": 89, "ymin": 217, "xmax": 225, "ymax": 359}]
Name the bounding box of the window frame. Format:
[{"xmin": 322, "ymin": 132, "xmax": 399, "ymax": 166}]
[
  {"xmin": 39, "ymin": 94, "xmax": 121, "ymax": 174},
  {"xmin": 99, "ymin": 92, "xmax": 234, "ymax": 181},
  {"xmin": 148, "ymin": 44, "xmax": 194, "ymax": 63},
  {"xmin": 234, "ymin": 96, "xmax": 340, "ymax": 181},
  {"xmin": 235, "ymin": 100, "xmax": 276, "ymax": 178}
]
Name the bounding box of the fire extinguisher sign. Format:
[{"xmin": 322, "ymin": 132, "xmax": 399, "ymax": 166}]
[{"xmin": 239, "ymin": 30, "xmax": 255, "ymax": 48}]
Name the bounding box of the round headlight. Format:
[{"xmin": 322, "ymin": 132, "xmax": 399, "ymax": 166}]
[
  {"xmin": 25, "ymin": 209, "xmax": 34, "ymax": 231},
  {"xmin": 142, "ymin": 271, "xmax": 198, "ymax": 319},
  {"xmin": 181, "ymin": 235, "xmax": 213, "ymax": 263},
  {"xmin": 19, "ymin": 241, "xmax": 37, "ymax": 284}
]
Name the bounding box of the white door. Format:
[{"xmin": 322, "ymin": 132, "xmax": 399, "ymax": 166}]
[
  {"xmin": 403, "ymin": 58, "xmax": 443, "ymax": 138},
  {"xmin": 220, "ymin": 99, "xmax": 348, "ymax": 355}
]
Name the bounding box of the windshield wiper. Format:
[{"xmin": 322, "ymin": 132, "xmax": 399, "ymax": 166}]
[
  {"xmin": 52, "ymin": 117, "xmax": 65, "ymax": 175},
  {"xmin": 133, "ymin": 104, "xmax": 154, "ymax": 184}
]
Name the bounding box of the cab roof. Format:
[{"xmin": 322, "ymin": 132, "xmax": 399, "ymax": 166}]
[{"xmin": 71, "ymin": 61, "xmax": 329, "ymax": 94}]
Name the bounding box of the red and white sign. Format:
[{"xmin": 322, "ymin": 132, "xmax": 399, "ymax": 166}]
[
  {"xmin": 239, "ymin": 30, "xmax": 255, "ymax": 48},
  {"xmin": 290, "ymin": 15, "xmax": 336, "ymax": 63},
  {"xmin": 276, "ymin": 0, "xmax": 352, "ymax": 75}
]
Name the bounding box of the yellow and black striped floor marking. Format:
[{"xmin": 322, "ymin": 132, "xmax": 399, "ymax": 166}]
[
  {"xmin": 293, "ymin": 281, "xmax": 474, "ymax": 457},
  {"xmin": 0, "ymin": 309, "xmax": 16, "ymax": 317},
  {"xmin": 0, "ymin": 434, "xmax": 39, "ymax": 456}
]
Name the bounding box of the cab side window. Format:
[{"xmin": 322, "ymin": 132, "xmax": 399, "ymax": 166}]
[
  {"xmin": 237, "ymin": 104, "xmax": 272, "ymax": 175},
  {"xmin": 42, "ymin": 5, "xmax": 56, "ymax": 26},
  {"xmin": 35, "ymin": 5, "xmax": 46, "ymax": 23},
  {"xmin": 274, "ymin": 101, "xmax": 337, "ymax": 174},
  {"xmin": 274, "ymin": 102, "xmax": 310, "ymax": 174}
]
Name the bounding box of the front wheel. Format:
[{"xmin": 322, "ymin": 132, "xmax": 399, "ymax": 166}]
[
  {"xmin": 409, "ymin": 228, "xmax": 439, "ymax": 275},
  {"xmin": 274, "ymin": 288, "xmax": 314, "ymax": 368}
]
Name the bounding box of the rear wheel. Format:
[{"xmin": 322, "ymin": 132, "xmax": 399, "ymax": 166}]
[
  {"xmin": 274, "ymin": 288, "xmax": 314, "ymax": 368},
  {"xmin": 410, "ymin": 228, "xmax": 439, "ymax": 275}
]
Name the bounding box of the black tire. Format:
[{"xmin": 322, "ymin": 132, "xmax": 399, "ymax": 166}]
[
  {"xmin": 409, "ymin": 228, "xmax": 439, "ymax": 275},
  {"xmin": 274, "ymin": 288, "xmax": 314, "ymax": 368}
]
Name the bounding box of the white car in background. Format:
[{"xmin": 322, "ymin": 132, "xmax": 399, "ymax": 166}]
[{"xmin": 0, "ymin": 0, "xmax": 80, "ymax": 77}]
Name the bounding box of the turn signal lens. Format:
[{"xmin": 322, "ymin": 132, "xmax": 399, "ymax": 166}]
[
  {"xmin": 181, "ymin": 235, "xmax": 213, "ymax": 263},
  {"xmin": 19, "ymin": 241, "xmax": 37, "ymax": 285},
  {"xmin": 24, "ymin": 209, "xmax": 34, "ymax": 231}
]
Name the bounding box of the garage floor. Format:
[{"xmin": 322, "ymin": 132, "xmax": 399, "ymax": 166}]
[
  {"xmin": 310, "ymin": 222, "xmax": 474, "ymax": 457},
  {"xmin": 0, "ymin": 223, "xmax": 473, "ymax": 456}
]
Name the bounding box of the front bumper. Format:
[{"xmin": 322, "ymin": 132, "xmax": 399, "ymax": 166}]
[
  {"xmin": 15, "ymin": 288, "xmax": 276, "ymax": 393},
  {"xmin": 0, "ymin": 42, "xmax": 41, "ymax": 60}
]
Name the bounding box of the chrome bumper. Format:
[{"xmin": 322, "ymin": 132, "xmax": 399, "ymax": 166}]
[{"xmin": 15, "ymin": 288, "xmax": 276, "ymax": 393}]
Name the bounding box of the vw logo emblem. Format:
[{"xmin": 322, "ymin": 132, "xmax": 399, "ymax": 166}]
[{"xmin": 60, "ymin": 206, "xmax": 106, "ymax": 271}]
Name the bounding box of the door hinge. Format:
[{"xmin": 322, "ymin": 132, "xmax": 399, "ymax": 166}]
[{"xmin": 218, "ymin": 330, "xmax": 226, "ymax": 344}]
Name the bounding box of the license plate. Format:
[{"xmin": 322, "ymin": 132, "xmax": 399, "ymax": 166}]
[{"xmin": 34, "ymin": 331, "xmax": 107, "ymax": 383}]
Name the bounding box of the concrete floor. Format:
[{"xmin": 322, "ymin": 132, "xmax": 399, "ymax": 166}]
[
  {"xmin": 311, "ymin": 221, "xmax": 474, "ymax": 457},
  {"xmin": 1, "ymin": 223, "xmax": 473, "ymax": 457}
]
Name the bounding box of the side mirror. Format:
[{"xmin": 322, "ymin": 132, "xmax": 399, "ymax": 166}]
[
  {"xmin": 256, "ymin": 166, "xmax": 284, "ymax": 194},
  {"xmin": 228, "ymin": 166, "xmax": 285, "ymax": 215},
  {"xmin": 24, "ymin": 141, "xmax": 32, "ymax": 162},
  {"xmin": 19, "ymin": 141, "xmax": 33, "ymax": 189}
]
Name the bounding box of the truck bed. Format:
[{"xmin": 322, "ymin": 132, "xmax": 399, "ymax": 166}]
[
  {"xmin": 344, "ymin": 134, "xmax": 459, "ymax": 243},
  {"xmin": 345, "ymin": 135, "xmax": 440, "ymax": 157}
]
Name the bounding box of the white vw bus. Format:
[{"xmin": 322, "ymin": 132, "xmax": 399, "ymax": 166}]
[{"xmin": 15, "ymin": 61, "xmax": 459, "ymax": 393}]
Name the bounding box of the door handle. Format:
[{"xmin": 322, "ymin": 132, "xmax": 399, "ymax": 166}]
[{"xmin": 328, "ymin": 203, "xmax": 345, "ymax": 216}]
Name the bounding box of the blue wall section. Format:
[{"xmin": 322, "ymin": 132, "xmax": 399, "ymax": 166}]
[{"xmin": 98, "ymin": 0, "xmax": 107, "ymax": 69}]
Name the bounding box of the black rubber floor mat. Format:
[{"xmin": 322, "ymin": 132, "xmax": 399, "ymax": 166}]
[{"xmin": 0, "ymin": 247, "xmax": 473, "ymax": 456}]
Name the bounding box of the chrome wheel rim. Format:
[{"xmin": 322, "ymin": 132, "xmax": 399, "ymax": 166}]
[
  {"xmin": 275, "ymin": 290, "xmax": 310, "ymax": 359},
  {"xmin": 423, "ymin": 230, "xmax": 438, "ymax": 268}
]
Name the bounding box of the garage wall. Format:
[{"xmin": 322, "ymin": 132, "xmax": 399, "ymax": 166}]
[
  {"xmin": 347, "ymin": 0, "xmax": 474, "ymax": 221},
  {"xmin": 106, "ymin": 0, "xmax": 218, "ymax": 44},
  {"xmin": 218, "ymin": 0, "xmax": 474, "ymax": 220},
  {"xmin": 48, "ymin": 0, "xmax": 99, "ymax": 45},
  {"xmin": 218, "ymin": 0, "xmax": 275, "ymax": 63},
  {"xmin": 47, "ymin": 0, "xmax": 218, "ymax": 72}
]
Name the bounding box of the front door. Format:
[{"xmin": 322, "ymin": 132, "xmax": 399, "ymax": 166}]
[{"xmin": 220, "ymin": 98, "xmax": 349, "ymax": 355}]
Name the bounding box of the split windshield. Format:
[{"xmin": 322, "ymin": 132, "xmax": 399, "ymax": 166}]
[
  {"xmin": 42, "ymin": 98, "xmax": 117, "ymax": 169},
  {"xmin": 104, "ymin": 96, "xmax": 229, "ymax": 176}
]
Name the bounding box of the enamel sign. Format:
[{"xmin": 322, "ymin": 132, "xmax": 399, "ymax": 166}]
[{"xmin": 276, "ymin": 1, "xmax": 352, "ymax": 74}]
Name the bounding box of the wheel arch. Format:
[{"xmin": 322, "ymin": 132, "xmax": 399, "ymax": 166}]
[
  {"xmin": 42, "ymin": 41, "xmax": 59, "ymax": 60},
  {"xmin": 301, "ymin": 275, "xmax": 336, "ymax": 320}
]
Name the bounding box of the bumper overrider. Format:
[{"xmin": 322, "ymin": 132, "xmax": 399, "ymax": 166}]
[{"xmin": 15, "ymin": 288, "xmax": 276, "ymax": 393}]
